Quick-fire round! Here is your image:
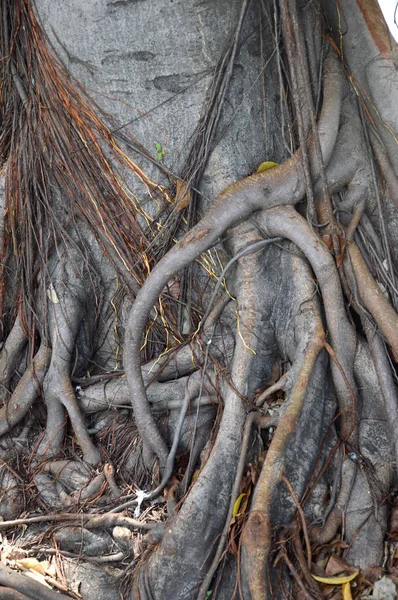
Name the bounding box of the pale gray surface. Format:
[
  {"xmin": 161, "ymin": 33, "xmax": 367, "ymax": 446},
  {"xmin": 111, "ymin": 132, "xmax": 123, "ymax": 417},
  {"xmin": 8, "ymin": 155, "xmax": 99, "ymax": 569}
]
[
  {"xmin": 321, "ymin": 0, "xmax": 398, "ymax": 175},
  {"xmin": 63, "ymin": 559, "xmax": 120, "ymax": 600},
  {"xmin": 36, "ymin": 0, "xmax": 271, "ymax": 210}
]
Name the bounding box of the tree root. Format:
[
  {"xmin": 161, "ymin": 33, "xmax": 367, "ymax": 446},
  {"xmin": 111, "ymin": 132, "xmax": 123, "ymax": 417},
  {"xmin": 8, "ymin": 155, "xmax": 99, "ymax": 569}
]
[
  {"xmin": 130, "ymin": 221, "xmax": 268, "ymax": 598},
  {"xmin": 241, "ymin": 315, "xmax": 325, "ymax": 600},
  {"xmin": 0, "ymin": 512, "xmax": 157, "ymax": 532},
  {"xmin": 347, "ymin": 242, "xmax": 398, "ymax": 355},
  {"xmin": 0, "ymin": 3, "xmax": 397, "ymax": 599},
  {"xmin": 124, "ymin": 51, "xmax": 345, "ymax": 468},
  {"xmin": 0, "ymin": 317, "xmax": 27, "ymax": 400},
  {"xmin": 0, "ymin": 344, "xmax": 51, "ymax": 437},
  {"xmin": 0, "ymin": 587, "xmax": 32, "ymax": 600},
  {"xmin": 257, "ymin": 205, "xmax": 358, "ymax": 442},
  {"xmin": 0, "ymin": 564, "xmax": 72, "ymax": 600},
  {"xmin": 197, "ymin": 410, "xmax": 258, "ymax": 600},
  {"xmin": 0, "ymin": 465, "xmax": 23, "ymax": 520}
]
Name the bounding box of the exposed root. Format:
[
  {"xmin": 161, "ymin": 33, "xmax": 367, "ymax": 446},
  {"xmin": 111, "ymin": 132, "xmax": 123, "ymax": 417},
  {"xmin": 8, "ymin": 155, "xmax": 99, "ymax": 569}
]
[
  {"xmin": 241, "ymin": 315, "xmax": 325, "ymax": 600},
  {"xmin": 258, "ymin": 205, "xmax": 358, "ymax": 442},
  {"xmin": 124, "ymin": 51, "xmax": 345, "ymax": 468},
  {"xmin": 0, "ymin": 2, "xmax": 398, "ymax": 599},
  {"xmin": 197, "ymin": 410, "xmax": 258, "ymax": 600},
  {"xmin": 0, "ymin": 344, "xmax": 51, "ymax": 436},
  {"xmin": 347, "ymin": 241, "xmax": 398, "ymax": 355},
  {"xmin": 0, "ymin": 317, "xmax": 27, "ymax": 399},
  {"xmin": 39, "ymin": 255, "xmax": 100, "ymax": 465},
  {"xmin": 0, "ymin": 465, "xmax": 23, "ymax": 520},
  {"xmin": 0, "ymin": 512, "xmax": 157, "ymax": 532},
  {"xmin": 0, "ymin": 564, "xmax": 71, "ymax": 600}
]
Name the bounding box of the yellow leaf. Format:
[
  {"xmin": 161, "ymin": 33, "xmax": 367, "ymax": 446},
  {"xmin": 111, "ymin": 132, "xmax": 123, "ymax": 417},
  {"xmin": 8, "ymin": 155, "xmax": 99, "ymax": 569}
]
[
  {"xmin": 232, "ymin": 493, "xmax": 246, "ymax": 517},
  {"xmin": 16, "ymin": 558, "xmax": 47, "ymax": 575},
  {"xmin": 311, "ymin": 569, "xmax": 359, "ymax": 585},
  {"xmin": 342, "ymin": 581, "xmax": 353, "ymax": 600},
  {"xmin": 256, "ymin": 161, "xmax": 278, "ymax": 173}
]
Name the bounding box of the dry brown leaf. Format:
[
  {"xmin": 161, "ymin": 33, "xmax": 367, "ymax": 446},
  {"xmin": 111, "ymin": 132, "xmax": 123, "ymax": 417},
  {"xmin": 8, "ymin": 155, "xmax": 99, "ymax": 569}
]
[
  {"xmin": 390, "ymin": 506, "xmax": 398, "ymax": 534},
  {"xmin": 321, "ymin": 584, "xmax": 336, "ymax": 596},
  {"xmin": 361, "ymin": 566, "xmax": 383, "ymax": 583},
  {"xmin": 326, "ymin": 554, "xmax": 353, "ymax": 577},
  {"xmin": 174, "ymin": 180, "xmax": 191, "ymax": 211},
  {"xmin": 329, "ymin": 540, "xmax": 350, "ymax": 549},
  {"xmin": 167, "ymin": 276, "xmax": 180, "ymax": 300}
]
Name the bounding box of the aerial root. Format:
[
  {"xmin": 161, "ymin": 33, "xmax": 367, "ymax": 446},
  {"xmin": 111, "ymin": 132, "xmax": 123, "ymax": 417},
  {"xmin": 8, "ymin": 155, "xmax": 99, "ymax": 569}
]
[
  {"xmin": 131, "ymin": 222, "xmax": 265, "ymax": 598},
  {"xmin": 290, "ymin": 529, "xmax": 323, "ymax": 598},
  {"xmin": 0, "ymin": 587, "xmax": 31, "ymax": 600},
  {"xmin": 124, "ymin": 51, "xmax": 345, "ymax": 468},
  {"xmin": 0, "ymin": 343, "xmax": 51, "ymax": 437},
  {"xmin": 37, "ymin": 265, "xmax": 100, "ymax": 466},
  {"xmin": 257, "ymin": 205, "xmax": 358, "ymax": 442},
  {"xmin": 309, "ymin": 506, "xmax": 343, "ymax": 545},
  {"xmin": 241, "ymin": 318, "xmax": 325, "ymax": 600},
  {"xmin": 346, "ymin": 241, "xmax": 398, "ymax": 356},
  {"xmin": 0, "ymin": 316, "xmax": 27, "ymax": 399},
  {"xmin": 278, "ymin": 525, "xmax": 323, "ymax": 600},
  {"xmin": 0, "ymin": 512, "xmax": 157, "ymax": 532},
  {"xmin": 0, "ymin": 466, "xmax": 23, "ymax": 520},
  {"xmin": 197, "ymin": 410, "xmax": 259, "ymax": 600}
]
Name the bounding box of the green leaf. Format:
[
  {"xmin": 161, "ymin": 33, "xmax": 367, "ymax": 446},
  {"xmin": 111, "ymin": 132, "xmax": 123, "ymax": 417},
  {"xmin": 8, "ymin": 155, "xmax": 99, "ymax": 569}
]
[
  {"xmin": 155, "ymin": 142, "xmax": 162, "ymax": 151},
  {"xmin": 206, "ymin": 592, "xmax": 212, "ymax": 599}
]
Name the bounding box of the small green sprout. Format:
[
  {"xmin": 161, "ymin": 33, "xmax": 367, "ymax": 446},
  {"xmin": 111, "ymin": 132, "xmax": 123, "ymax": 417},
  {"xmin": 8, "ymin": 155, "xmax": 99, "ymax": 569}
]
[{"xmin": 155, "ymin": 142, "xmax": 165, "ymax": 161}]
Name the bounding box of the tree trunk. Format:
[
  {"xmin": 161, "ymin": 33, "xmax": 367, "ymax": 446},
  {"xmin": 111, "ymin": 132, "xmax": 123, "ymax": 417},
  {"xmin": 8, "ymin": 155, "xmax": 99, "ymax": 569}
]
[{"xmin": 0, "ymin": 0, "xmax": 397, "ymax": 599}]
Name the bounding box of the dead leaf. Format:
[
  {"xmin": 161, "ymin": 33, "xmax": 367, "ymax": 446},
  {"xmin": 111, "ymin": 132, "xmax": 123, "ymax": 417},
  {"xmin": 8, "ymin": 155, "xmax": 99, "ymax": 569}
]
[
  {"xmin": 46, "ymin": 559, "xmax": 57, "ymax": 578},
  {"xmin": 167, "ymin": 277, "xmax": 180, "ymax": 300},
  {"xmin": 174, "ymin": 180, "xmax": 191, "ymax": 211},
  {"xmin": 326, "ymin": 554, "xmax": 353, "ymax": 577},
  {"xmin": 391, "ymin": 506, "xmax": 398, "ymax": 534},
  {"xmin": 16, "ymin": 558, "xmax": 48, "ymax": 575},
  {"xmin": 329, "ymin": 540, "xmax": 350, "ymax": 550},
  {"xmin": 320, "ymin": 584, "xmax": 336, "ymax": 596},
  {"xmin": 361, "ymin": 567, "xmax": 383, "ymax": 583}
]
